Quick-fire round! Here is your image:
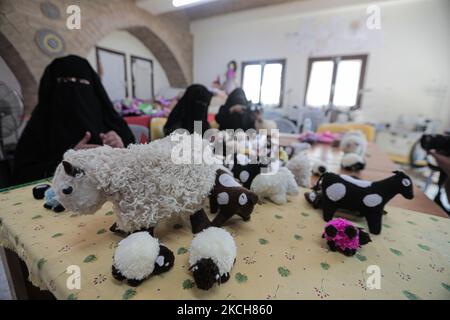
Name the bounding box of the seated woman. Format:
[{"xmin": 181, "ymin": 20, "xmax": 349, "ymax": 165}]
[
  {"xmin": 163, "ymin": 84, "xmax": 213, "ymax": 136},
  {"xmin": 215, "ymin": 88, "xmax": 258, "ymax": 131},
  {"xmin": 13, "ymin": 55, "xmax": 135, "ymax": 184}
]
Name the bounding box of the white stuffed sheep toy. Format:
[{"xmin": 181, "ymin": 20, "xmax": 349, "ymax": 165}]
[
  {"xmin": 250, "ymin": 167, "xmax": 299, "ymax": 205},
  {"xmin": 286, "ymin": 152, "xmax": 312, "ymax": 187},
  {"xmin": 189, "ymin": 227, "xmax": 237, "ymax": 290},
  {"xmin": 52, "ymin": 134, "xmax": 253, "ymax": 235},
  {"xmin": 340, "ymin": 131, "xmax": 367, "ymax": 156},
  {"xmin": 312, "ymin": 160, "xmax": 329, "ymax": 176},
  {"xmin": 112, "ymin": 232, "xmax": 175, "ymax": 287},
  {"xmin": 341, "ymin": 153, "xmax": 366, "ymax": 171}
]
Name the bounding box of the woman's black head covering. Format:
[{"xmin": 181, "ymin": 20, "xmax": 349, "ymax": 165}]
[
  {"xmin": 164, "ymin": 84, "xmax": 213, "ymax": 136},
  {"xmin": 215, "ymin": 88, "xmax": 255, "ymax": 131},
  {"xmin": 13, "ymin": 55, "xmax": 135, "ymax": 184}
]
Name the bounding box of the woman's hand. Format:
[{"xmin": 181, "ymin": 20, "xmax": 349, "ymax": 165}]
[
  {"xmin": 74, "ymin": 132, "xmax": 100, "ymax": 150},
  {"xmin": 229, "ymin": 104, "xmax": 245, "ymax": 114},
  {"xmin": 100, "ymin": 131, "xmax": 124, "ymax": 148}
]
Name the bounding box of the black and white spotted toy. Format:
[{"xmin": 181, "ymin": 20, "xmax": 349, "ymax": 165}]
[{"xmin": 310, "ymin": 171, "xmax": 414, "ymax": 234}]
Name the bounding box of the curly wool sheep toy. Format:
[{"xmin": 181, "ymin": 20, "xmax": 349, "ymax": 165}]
[
  {"xmin": 286, "ymin": 152, "xmax": 312, "ymax": 188},
  {"xmin": 189, "ymin": 227, "xmax": 237, "ymax": 290},
  {"xmin": 340, "ymin": 131, "xmax": 367, "ymax": 156},
  {"xmin": 112, "ymin": 232, "xmax": 174, "ymax": 287},
  {"xmin": 323, "ymin": 218, "xmax": 371, "ymax": 256},
  {"xmin": 52, "ymin": 134, "xmax": 251, "ymax": 235},
  {"xmin": 251, "ymin": 167, "xmax": 299, "ymax": 205}
]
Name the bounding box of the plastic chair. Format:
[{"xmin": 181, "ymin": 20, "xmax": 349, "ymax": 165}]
[
  {"xmin": 317, "ymin": 123, "xmax": 376, "ymax": 142},
  {"xmin": 274, "ymin": 118, "xmax": 298, "ymax": 134},
  {"xmin": 128, "ymin": 124, "xmax": 149, "ymax": 144},
  {"xmin": 150, "ymin": 117, "xmax": 168, "ymax": 141}
]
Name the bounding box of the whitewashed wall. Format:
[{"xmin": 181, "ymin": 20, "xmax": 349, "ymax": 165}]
[
  {"xmin": 191, "ymin": 0, "xmax": 450, "ymax": 129},
  {"xmin": 87, "ymin": 30, "xmax": 170, "ymax": 99}
]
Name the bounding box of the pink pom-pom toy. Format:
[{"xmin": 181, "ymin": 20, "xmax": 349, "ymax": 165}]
[{"xmin": 322, "ymin": 218, "xmax": 371, "ymax": 256}]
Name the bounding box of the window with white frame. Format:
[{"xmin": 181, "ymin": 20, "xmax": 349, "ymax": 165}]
[
  {"xmin": 305, "ymin": 55, "xmax": 367, "ymax": 109},
  {"xmin": 241, "ymin": 59, "xmax": 286, "ymax": 108}
]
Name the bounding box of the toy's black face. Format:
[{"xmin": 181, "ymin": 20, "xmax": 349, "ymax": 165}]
[
  {"xmin": 395, "ymin": 172, "xmax": 414, "ymax": 199},
  {"xmin": 191, "ymin": 258, "xmax": 221, "ymax": 291},
  {"xmin": 152, "ymin": 245, "xmax": 175, "ymax": 276}
]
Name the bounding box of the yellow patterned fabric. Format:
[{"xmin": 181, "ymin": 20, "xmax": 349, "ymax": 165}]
[{"xmin": 0, "ymin": 182, "xmax": 449, "ymax": 300}]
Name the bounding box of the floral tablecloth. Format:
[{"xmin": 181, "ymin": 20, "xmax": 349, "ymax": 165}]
[{"xmin": 0, "ymin": 182, "xmax": 449, "ymax": 300}]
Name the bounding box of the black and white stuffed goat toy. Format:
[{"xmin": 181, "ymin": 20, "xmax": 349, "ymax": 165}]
[
  {"xmin": 112, "ymin": 232, "xmax": 175, "ymax": 287},
  {"xmin": 189, "ymin": 227, "xmax": 237, "ymax": 291},
  {"xmin": 307, "ymin": 171, "xmax": 414, "ymax": 234}
]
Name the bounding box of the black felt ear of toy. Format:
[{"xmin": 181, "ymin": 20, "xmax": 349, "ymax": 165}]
[
  {"xmin": 358, "ymin": 229, "xmax": 372, "ymax": 246},
  {"xmin": 152, "ymin": 245, "xmax": 175, "ymax": 276},
  {"xmin": 33, "ymin": 184, "xmax": 51, "ymax": 200},
  {"xmin": 344, "ymin": 226, "xmax": 357, "ymax": 239}
]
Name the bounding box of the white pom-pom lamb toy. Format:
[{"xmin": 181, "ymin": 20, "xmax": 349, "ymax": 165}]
[
  {"xmin": 189, "ymin": 227, "xmax": 237, "ymax": 290},
  {"xmin": 112, "ymin": 232, "xmax": 175, "ymax": 287},
  {"xmin": 52, "ymin": 134, "xmax": 256, "ymax": 235},
  {"xmin": 341, "ymin": 153, "xmax": 366, "ymax": 172},
  {"xmin": 250, "ymin": 167, "xmax": 299, "ymax": 205},
  {"xmin": 312, "ymin": 160, "xmax": 329, "ymax": 176},
  {"xmin": 340, "ymin": 131, "xmax": 367, "ymax": 156},
  {"xmin": 286, "ymin": 152, "xmax": 312, "ymax": 188}
]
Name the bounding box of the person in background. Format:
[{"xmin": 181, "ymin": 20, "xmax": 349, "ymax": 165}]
[
  {"xmin": 215, "ymin": 88, "xmax": 259, "ymax": 131},
  {"xmin": 13, "ymin": 55, "xmax": 135, "ymax": 184},
  {"xmin": 163, "ymin": 84, "xmax": 213, "ymax": 136}
]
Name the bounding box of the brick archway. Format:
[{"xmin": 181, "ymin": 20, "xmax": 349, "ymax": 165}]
[
  {"xmin": 0, "ymin": 0, "xmax": 192, "ymax": 114},
  {"xmin": 126, "ymin": 26, "xmax": 188, "ymax": 88}
]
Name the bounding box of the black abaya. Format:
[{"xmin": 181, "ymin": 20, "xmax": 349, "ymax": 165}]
[{"xmin": 13, "ymin": 55, "xmax": 135, "ymax": 184}]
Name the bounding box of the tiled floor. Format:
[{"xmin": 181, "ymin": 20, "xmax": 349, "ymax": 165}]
[{"xmin": 0, "ymin": 254, "xmax": 12, "ymax": 300}]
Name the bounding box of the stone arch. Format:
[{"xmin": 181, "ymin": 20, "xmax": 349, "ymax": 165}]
[
  {"xmin": 125, "ymin": 26, "xmax": 187, "ymax": 88},
  {"xmin": 0, "ymin": 32, "xmax": 38, "ymax": 115}
]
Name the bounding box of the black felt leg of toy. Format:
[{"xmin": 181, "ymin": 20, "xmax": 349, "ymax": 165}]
[
  {"xmin": 327, "ymin": 240, "xmax": 337, "ymax": 252},
  {"xmin": 365, "ymin": 212, "xmax": 382, "ymax": 235},
  {"xmin": 211, "ymin": 208, "xmax": 232, "ymax": 227},
  {"xmin": 323, "ymin": 206, "xmax": 336, "ymax": 222},
  {"xmin": 112, "ymin": 265, "xmax": 126, "ymax": 281},
  {"xmin": 220, "ymin": 273, "xmax": 230, "ymax": 284},
  {"xmin": 209, "ymin": 196, "xmax": 218, "ymax": 214},
  {"xmin": 127, "ymin": 279, "xmax": 144, "ymax": 287},
  {"xmin": 53, "ymin": 204, "xmax": 65, "ymax": 213},
  {"xmin": 190, "ymin": 209, "xmax": 211, "ymax": 234},
  {"xmin": 109, "ymin": 223, "xmax": 129, "ymax": 237}
]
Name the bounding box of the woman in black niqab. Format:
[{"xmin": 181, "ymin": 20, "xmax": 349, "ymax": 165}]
[
  {"xmin": 13, "ymin": 55, "xmax": 135, "ymax": 184},
  {"xmin": 215, "ymin": 88, "xmax": 256, "ymax": 131},
  {"xmin": 164, "ymin": 84, "xmax": 213, "ymax": 136}
]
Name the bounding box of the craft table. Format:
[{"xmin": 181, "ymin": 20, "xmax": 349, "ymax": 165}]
[{"xmin": 1, "ymin": 181, "xmax": 449, "ymax": 300}]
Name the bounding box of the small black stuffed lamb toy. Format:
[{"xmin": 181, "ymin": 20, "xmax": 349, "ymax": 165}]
[{"xmin": 313, "ymin": 171, "xmax": 414, "ymax": 234}]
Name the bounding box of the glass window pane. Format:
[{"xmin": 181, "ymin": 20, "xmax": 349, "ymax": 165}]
[
  {"xmin": 305, "ymin": 61, "xmax": 334, "ymax": 107},
  {"xmin": 242, "ymin": 64, "xmax": 262, "ymax": 103},
  {"xmin": 333, "ymin": 59, "xmax": 362, "ymax": 107},
  {"xmin": 260, "ymin": 63, "xmax": 283, "ymax": 106}
]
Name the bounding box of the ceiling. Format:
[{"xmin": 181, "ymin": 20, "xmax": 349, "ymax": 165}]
[{"xmin": 136, "ymin": 0, "xmax": 306, "ymax": 20}]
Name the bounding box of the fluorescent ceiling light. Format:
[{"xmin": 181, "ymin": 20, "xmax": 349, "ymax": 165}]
[{"xmin": 172, "ymin": 0, "xmax": 209, "ymax": 8}]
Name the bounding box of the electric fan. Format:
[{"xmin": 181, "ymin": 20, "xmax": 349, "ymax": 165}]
[{"xmin": 0, "ymin": 82, "xmax": 24, "ymax": 159}]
